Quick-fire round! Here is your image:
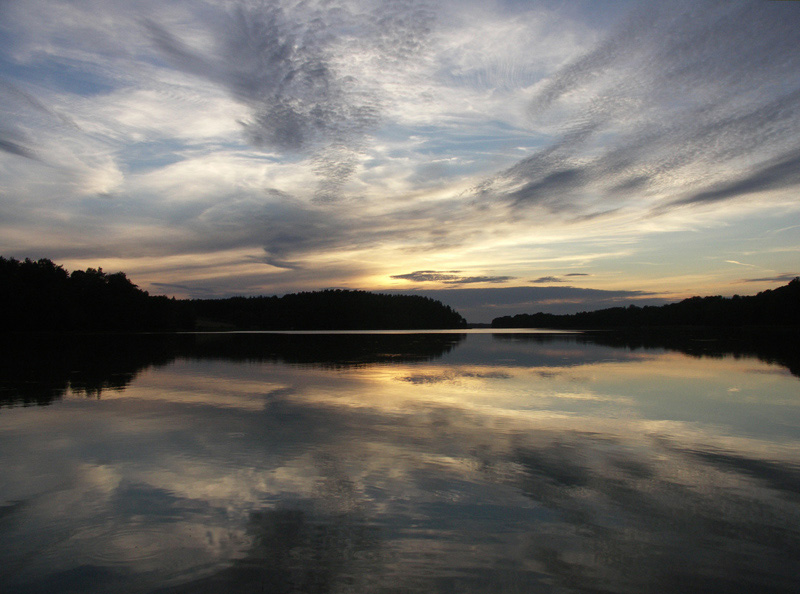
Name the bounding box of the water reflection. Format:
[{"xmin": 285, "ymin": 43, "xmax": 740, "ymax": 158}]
[
  {"xmin": 157, "ymin": 507, "xmax": 384, "ymax": 594},
  {"xmin": 0, "ymin": 332, "xmax": 466, "ymax": 406},
  {"xmin": 0, "ymin": 332, "xmax": 798, "ymax": 593},
  {"xmin": 3, "ymin": 329, "xmax": 799, "ymax": 409},
  {"xmin": 495, "ymin": 328, "xmax": 800, "ymax": 378}
]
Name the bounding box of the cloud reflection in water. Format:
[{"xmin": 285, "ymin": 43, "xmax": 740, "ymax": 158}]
[{"xmin": 0, "ymin": 332, "xmax": 798, "ymax": 593}]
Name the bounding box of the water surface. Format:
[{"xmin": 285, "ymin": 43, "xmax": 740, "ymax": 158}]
[{"xmin": 1, "ymin": 331, "xmax": 798, "ymax": 593}]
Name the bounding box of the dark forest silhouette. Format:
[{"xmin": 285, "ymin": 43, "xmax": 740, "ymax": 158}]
[
  {"xmin": 0, "ymin": 257, "xmax": 466, "ymax": 331},
  {"xmin": 0, "ymin": 257, "xmax": 188, "ymax": 331},
  {"xmin": 190, "ymin": 291, "xmax": 466, "ymax": 330},
  {"xmin": 493, "ymin": 278, "xmax": 800, "ymax": 329},
  {"xmin": 4, "ymin": 256, "xmax": 798, "ymax": 332}
]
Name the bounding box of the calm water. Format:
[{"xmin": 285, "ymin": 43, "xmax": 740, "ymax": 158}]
[{"xmin": 1, "ymin": 330, "xmax": 799, "ymax": 593}]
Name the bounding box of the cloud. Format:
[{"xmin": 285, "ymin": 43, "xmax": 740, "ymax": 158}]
[
  {"xmin": 392, "ymin": 270, "xmax": 462, "ymax": 283},
  {"xmin": 0, "ymin": 135, "xmax": 36, "ymax": 159},
  {"xmin": 384, "ymin": 286, "xmax": 670, "ymax": 322},
  {"xmin": 0, "ymin": 79, "xmax": 60, "ymax": 161},
  {"xmin": 725, "ymin": 260, "xmax": 756, "ymax": 268},
  {"xmin": 149, "ymin": 281, "xmax": 220, "ymax": 298},
  {"xmin": 530, "ymin": 276, "xmax": 565, "ymax": 284},
  {"xmin": 475, "ymin": 0, "xmax": 800, "ymax": 221},
  {"xmin": 565, "ymin": 273, "xmax": 589, "ymax": 277},
  {"xmin": 145, "ymin": 0, "xmax": 433, "ymax": 201},
  {"xmin": 445, "ymin": 275, "xmax": 515, "ymax": 285},
  {"xmin": 741, "ymin": 274, "xmax": 798, "ymax": 284},
  {"xmin": 0, "ymin": 76, "xmax": 132, "ymax": 200},
  {"xmin": 3, "ymin": 0, "xmax": 800, "ymax": 303},
  {"xmin": 391, "ymin": 270, "xmax": 515, "ymax": 285},
  {"xmin": 669, "ymin": 148, "xmax": 800, "ymax": 208}
]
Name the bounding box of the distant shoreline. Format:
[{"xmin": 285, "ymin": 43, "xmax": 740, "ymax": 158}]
[{"xmin": 492, "ymin": 279, "xmax": 799, "ymax": 330}]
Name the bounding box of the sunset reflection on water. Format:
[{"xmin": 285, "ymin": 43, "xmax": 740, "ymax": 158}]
[{"xmin": 1, "ymin": 331, "xmax": 798, "ymax": 593}]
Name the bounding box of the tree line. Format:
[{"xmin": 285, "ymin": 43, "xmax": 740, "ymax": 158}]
[
  {"xmin": 191, "ymin": 290, "xmax": 466, "ymax": 330},
  {"xmin": 492, "ymin": 278, "xmax": 800, "ymax": 329},
  {"xmin": 0, "ymin": 257, "xmax": 467, "ymax": 332}
]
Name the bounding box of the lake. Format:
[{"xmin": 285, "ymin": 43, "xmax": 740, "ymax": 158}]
[{"xmin": 1, "ymin": 330, "xmax": 799, "ymax": 593}]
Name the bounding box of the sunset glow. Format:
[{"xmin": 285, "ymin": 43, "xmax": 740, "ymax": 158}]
[{"xmin": 2, "ymin": 0, "xmax": 799, "ymax": 321}]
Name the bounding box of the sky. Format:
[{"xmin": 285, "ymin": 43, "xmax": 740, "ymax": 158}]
[{"xmin": 1, "ymin": 0, "xmax": 799, "ymax": 322}]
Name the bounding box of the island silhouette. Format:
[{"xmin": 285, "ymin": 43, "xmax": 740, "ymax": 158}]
[
  {"xmin": 0, "ymin": 257, "xmax": 466, "ymax": 332},
  {"xmin": 492, "ymin": 278, "xmax": 800, "ymax": 329},
  {"xmin": 3, "ymin": 256, "xmax": 798, "ymax": 332},
  {"xmin": 3, "ymin": 256, "xmax": 799, "ymax": 408}
]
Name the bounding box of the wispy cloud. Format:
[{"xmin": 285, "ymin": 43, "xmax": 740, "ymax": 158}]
[
  {"xmin": 670, "ymin": 148, "xmax": 800, "ymax": 208},
  {"xmin": 386, "ymin": 286, "xmax": 669, "ymax": 322},
  {"xmin": 477, "ymin": 0, "xmax": 800, "ymax": 222},
  {"xmin": 0, "ymin": 78, "xmax": 67, "ymax": 161},
  {"xmin": 0, "ymin": 135, "xmax": 36, "ymax": 160},
  {"xmin": 2, "ymin": 0, "xmax": 800, "ymax": 313},
  {"xmin": 741, "ymin": 274, "xmax": 798, "ymax": 284},
  {"xmin": 725, "ymin": 260, "xmax": 756, "ymax": 268},
  {"xmin": 145, "ymin": 0, "xmax": 433, "ymax": 201},
  {"xmin": 391, "ymin": 270, "xmax": 515, "ymax": 285}
]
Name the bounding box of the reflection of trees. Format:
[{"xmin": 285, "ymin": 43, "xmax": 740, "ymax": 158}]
[
  {"xmin": 4, "ymin": 327, "xmax": 798, "ymax": 409},
  {"xmin": 0, "ymin": 333, "xmax": 466, "ymax": 407},
  {"xmin": 4, "ymin": 327, "xmax": 797, "ymax": 409},
  {"xmin": 186, "ymin": 332, "xmax": 466, "ymax": 368},
  {"xmin": 0, "ymin": 334, "xmax": 176, "ymax": 407},
  {"xmin": 589, "ymin": 328, "xmax": 800, "ymax": 379},
  {"xmin": 494, "ymin": 329, "xmax": 800, "ymax": 379}
]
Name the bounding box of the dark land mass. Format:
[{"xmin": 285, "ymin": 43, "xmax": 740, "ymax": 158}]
[
  {"xmin": 492, "ymin": 278, "xmax": 800, "ymax": 330},
  {"xmin": 0, "ymin": 257, "xmax": 466, "ymax": 332},
  {"xmin": 3, "ymin": 256, "xmax": 799, "ymax": 408},
  {"xmin": 189, "ymin": 291, "xmax": 466, "ymax": 331}
]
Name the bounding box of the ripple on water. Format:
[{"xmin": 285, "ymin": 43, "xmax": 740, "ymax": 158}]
[{"xmin": 75, "ymin": 523, "xmax": 177, "ymax": 568}]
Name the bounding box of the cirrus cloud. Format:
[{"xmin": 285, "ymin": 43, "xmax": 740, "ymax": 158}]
[
  {"xmin": 2, "ymin": 0, "xmax": 800, "ymax": 314},
  {"xmin": 391, "ymin": 270, "xmax": 516, "ymax": 285}
]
